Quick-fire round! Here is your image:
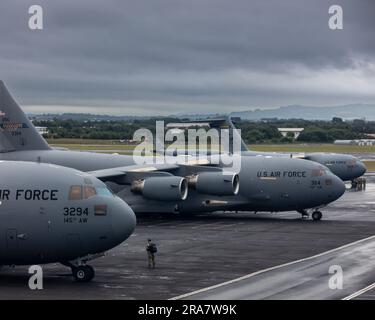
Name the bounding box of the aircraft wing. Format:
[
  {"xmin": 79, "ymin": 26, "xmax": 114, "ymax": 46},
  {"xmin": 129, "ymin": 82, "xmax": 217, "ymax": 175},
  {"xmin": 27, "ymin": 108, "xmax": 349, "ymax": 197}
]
[
  {"xmin": 88, "ymin": 157, "xmax": 216, "ymax": 182},
  {"xmin": 88, "ymin": 163, "xmax": 180, "ymax": 180}
]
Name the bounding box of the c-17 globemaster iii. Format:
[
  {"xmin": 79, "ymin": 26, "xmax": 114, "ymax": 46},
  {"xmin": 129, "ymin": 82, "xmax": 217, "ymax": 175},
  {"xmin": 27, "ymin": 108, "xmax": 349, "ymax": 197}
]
[
  {"xmin": 0, "ymin": 81, "xmax": 345, "ymax": 220},
  {"xmin": 0, "ymin": 161, "xmax": 136, "ymax": 282},
  {"xmin": 166, "ymin": 117, "xmax": 366, "ymax": 182}
]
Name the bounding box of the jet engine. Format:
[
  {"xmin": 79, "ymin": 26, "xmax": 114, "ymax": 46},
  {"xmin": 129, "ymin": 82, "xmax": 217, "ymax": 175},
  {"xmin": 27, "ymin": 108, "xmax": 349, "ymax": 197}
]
[
  {"xmin": 186, "ymin": 172, "xmax": 239, "ymax": 196},
  {"xmin": 131, "ymin": 176, "xmax": 188, "ymax": 201}
]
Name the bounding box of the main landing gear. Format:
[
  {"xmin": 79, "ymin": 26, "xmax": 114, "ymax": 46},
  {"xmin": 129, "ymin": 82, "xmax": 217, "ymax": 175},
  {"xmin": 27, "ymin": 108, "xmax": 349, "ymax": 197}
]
[{"xmin": 298, "ymin": 209, "xmax": 323, "ymax": 221}]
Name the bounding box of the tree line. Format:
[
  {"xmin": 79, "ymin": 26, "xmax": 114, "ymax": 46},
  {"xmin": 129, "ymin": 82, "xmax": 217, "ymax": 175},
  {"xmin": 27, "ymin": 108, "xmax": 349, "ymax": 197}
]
[{"xmin": 34, "ymin": 117, "xmax": 374, "ymax": 143}]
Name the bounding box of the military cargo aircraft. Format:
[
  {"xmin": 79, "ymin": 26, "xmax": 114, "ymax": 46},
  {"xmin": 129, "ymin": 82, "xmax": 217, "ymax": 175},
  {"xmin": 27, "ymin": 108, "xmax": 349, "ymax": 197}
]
[
  {"xmin": 0, "ymin": 161, "xmax": 136, "ymax": 282},
  {"xmin": 165, "ymin": 117, "xmax": 367, "ymax": 182},
  {"xmin": 0, "ymin": 81, "xmax": 345, "ymax": 220}
]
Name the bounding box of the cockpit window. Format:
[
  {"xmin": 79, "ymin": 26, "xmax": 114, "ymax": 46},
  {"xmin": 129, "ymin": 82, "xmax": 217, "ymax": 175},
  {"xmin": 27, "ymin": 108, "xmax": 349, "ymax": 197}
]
[
  {"xmin": 96, "ymin": 187, "xmax": 114, "ymax": 197},
  {"xmin": 311, "ymin": 169, "xmax": 326, "ymax": 177},
  {"xmin": 69, "ymin": 185, "xmax": 113, "ymax": 200},
  {"xmin": 84, "ymin": 186, "xmax": 97, "ymax": 199},
  {"xmin": 69, "ymin": 186, "xmax": 83, "ymax": 200}
]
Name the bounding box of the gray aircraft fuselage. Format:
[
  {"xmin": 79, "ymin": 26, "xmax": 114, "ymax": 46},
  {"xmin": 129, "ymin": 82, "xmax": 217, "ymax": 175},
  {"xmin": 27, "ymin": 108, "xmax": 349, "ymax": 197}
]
[
  {"xmin": 0, "ymin": 161, "xmax": 136, "ymax": 266},
  {"xmin": 163, "ymin": 148, "xmax": 366, "ymax": 182},
  {"xmin": 0, "ymin": 150, "xmax": 345, "ymax": 214},
  {"xmin": 180, "ymin": 117, "xmax": 366, "ymax": 182},
  {"xmin": 230, "ymin": 117, "xmax": 366, "ymax": 181},
  {"xmin": 174, "ymin": 155, "xmax": 345, "ymax": 213},
  {"xmin": 240, "ymin": 151, "xmax": 366, "ymax": 182}
]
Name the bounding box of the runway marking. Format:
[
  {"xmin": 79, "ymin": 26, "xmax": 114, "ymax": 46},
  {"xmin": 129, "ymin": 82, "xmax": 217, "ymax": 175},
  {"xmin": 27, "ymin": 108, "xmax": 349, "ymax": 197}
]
[
  {"xmin": 342, "ymin": 282, "xmax": 375, "ymax": 300},
  {"xmin": 170, "ymin": 234, "xmax": 375, "ymax": 300}
]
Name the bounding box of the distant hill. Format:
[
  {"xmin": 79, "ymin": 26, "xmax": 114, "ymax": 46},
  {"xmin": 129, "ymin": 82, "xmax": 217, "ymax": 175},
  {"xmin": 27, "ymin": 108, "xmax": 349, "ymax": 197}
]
[
  {"xmin": 27, "ymin": 103, "xmax": 375, "ymax": 122},
  {"xmin": 28, "ymin": 113, "xmax": 150, "ymax": 121},
  {"xmin": 170, "ymin": 112, "xmax": 226, "ymax": 120},
  {"xmin": 230, "ymin": 104, "xmax": 375, "ymax": 121}
]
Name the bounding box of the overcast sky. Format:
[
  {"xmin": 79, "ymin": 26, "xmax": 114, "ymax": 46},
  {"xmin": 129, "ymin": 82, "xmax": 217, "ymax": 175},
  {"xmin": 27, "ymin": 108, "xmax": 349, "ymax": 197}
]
[{"xmin": 1, "ymin": 0, "xmax": 374, "ymax": 115}]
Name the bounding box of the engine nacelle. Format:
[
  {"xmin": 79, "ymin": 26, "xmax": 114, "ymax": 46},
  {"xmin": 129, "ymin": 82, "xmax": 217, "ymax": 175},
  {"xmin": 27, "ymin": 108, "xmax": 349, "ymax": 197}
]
[
  {"xmin": 131, "ymin": 176, "xmax": 188, "ymax": 201},
  {"xmin": 187, "ymin": 172, "xmax": 239, "ymax": 196}
]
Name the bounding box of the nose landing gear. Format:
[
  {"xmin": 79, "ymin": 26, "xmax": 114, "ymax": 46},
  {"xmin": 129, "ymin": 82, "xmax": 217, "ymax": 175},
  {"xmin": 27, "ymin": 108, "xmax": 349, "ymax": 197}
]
[
  {"xmin": 297, "ymin": 209, "xmax": 323, "ymax": 221},
  {"xmin": 63, "ymin": 253, "xmax": 103, "ymax": 282},
  {"xmin": 311, "ymin": 210, "xmax": 323, "ymax": 221},
  {"xmin": 72, "ymin": 265, "xmax": 95, "ymax": 283}
]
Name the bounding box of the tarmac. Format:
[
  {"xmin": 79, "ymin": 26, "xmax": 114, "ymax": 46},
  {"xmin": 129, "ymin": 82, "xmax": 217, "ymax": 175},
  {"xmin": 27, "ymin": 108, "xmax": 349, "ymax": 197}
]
[
  {"xmin": 175, "ymin": 235, "xmax": 375, "ymax": 300},
  {"xmin": 0, "ymin": 174, "xmax": 375, "ymax": 300}
]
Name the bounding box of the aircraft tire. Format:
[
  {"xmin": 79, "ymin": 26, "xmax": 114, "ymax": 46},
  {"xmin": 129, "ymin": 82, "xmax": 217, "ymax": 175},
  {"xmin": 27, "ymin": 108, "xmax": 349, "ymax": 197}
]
[
  {"xmin": 73, "ymin": 265, "xmax": 95, "ymax": 282},
  {"xmin": 312, "ymin": 211, "xmax": 322, "ymax": 221}
]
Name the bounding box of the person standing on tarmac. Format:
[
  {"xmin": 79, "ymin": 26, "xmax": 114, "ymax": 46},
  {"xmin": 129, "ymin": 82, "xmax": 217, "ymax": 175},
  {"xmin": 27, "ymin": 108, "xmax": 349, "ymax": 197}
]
[{"xmin": 146, "ymin": 239, "xmax": 157, "ymax": 268}]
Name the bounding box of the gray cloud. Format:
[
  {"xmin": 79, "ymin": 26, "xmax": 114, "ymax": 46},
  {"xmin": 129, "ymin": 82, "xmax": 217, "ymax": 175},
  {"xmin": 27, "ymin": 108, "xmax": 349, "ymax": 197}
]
[{"xmin": 1, "ymin": 0, "xmax": 374, "ymax": 115}]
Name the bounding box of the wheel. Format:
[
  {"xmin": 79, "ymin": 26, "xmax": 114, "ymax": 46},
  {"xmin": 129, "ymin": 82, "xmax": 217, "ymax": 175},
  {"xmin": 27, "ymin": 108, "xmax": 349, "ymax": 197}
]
[
  {"xmin": 312, "ymin": 211, "xmax": 322, "ymax": 221},
  {"xmin": 72, "ymin": 265, "xmax": 95, "ymax": 282}
]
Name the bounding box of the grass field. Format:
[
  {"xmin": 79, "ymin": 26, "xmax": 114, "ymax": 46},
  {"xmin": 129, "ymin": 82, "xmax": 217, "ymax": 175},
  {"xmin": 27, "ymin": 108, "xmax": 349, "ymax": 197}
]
[
  {"xmin": 364, "ymin": 161, "xmax": 375, "ymax": 171},
  {"xmin": 47, "ymin": 138, "xmax": 129, "ymax": 145}
]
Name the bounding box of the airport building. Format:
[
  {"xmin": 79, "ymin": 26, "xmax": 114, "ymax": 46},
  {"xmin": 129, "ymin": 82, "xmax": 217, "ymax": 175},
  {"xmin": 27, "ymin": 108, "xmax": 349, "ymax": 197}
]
[
  {"xmin": 277, "ymin": 128, "xmax": 304, "ymax": 139},
  {"xmin": 334, "ymin": 139, "xmax": 375, "ymax": 146},
  {"xmin": 35, "ymin": 126, "xmax": 49, "ymax": 135}
]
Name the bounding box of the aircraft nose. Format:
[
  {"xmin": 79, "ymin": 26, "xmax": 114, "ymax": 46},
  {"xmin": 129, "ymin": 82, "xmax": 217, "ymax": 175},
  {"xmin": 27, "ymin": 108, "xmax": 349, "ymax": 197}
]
[
  {"xmin": 357, "ymin": 161, "xmax": 367, "ymax": 177},
  {"xmin": 330, "ymin": 174, "xmax": 346, "ymax": 201},
  {"xmin": 111, "ymin": 197, "xmax": 136, "ymax": 243}
]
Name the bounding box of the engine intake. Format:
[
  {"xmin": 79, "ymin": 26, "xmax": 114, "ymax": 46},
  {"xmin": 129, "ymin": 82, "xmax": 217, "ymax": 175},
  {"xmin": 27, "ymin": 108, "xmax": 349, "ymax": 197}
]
[
  {"xmin": 131, "ymin": 176, "xmax": 188, "ymax": 201},
  {"xmin": 187, "ymin": 172, "xmax": 239, "ymax": 196}
]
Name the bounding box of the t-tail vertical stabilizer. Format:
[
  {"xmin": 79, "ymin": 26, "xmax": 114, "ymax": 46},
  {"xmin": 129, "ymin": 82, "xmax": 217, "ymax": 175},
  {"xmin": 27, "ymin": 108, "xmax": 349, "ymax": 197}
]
[{"xmin": 0, "ymin": 81, "xmax": 50, "ymax": 152}]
